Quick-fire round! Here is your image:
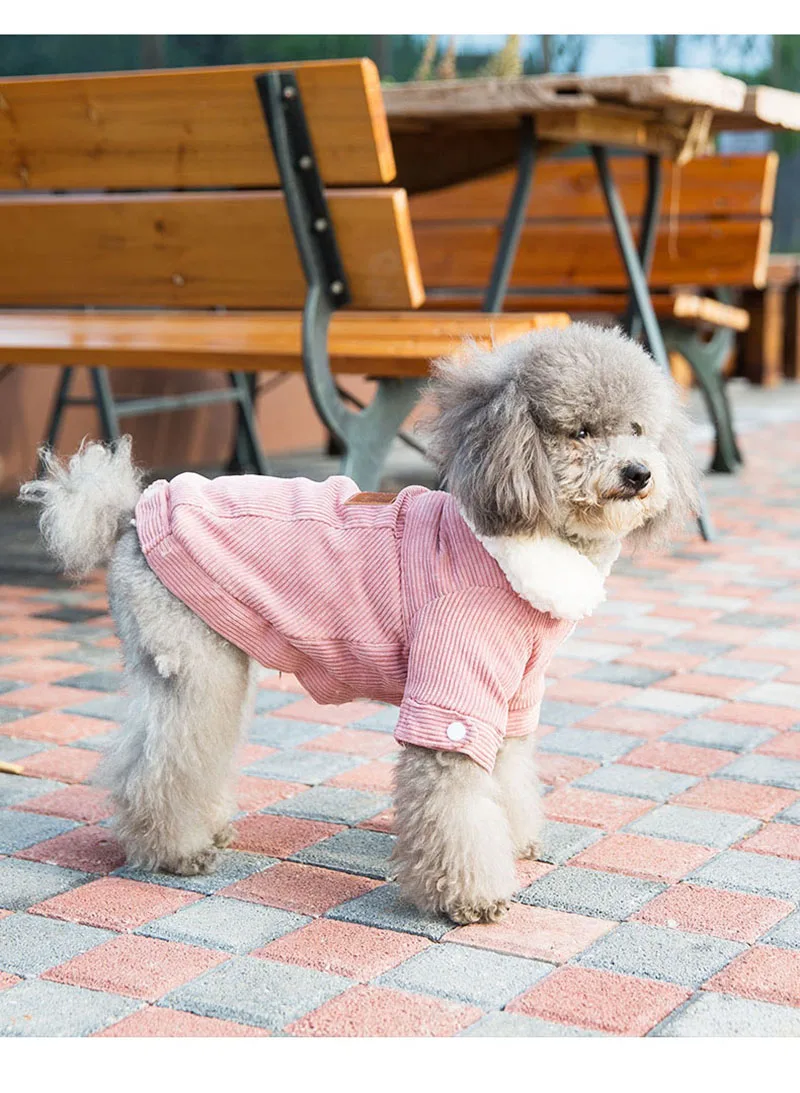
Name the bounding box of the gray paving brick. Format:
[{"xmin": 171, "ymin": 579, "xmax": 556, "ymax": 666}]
[
  {"xmin": 351, "ymin": 706, "xmax": 399, "ymax": 734},
  {"xmin": 719, "ymin": 612, "xmax": 787, "ymax": 629},
  {"xmin": 656, "ymin": 639, "xmax": 735, "ymax": 657},
  {"xmin": 266, "ymin": 786, "xmax": 391, "ymax": 825},
  {"xmin": 377, "ymin": 945, "xmax": 551, "ymax": 1008},
  {"xmin": 462, "ymin": 1012, "xmax": 605, "ymax": 1037},
  {"xmin": 664, "ymin": 719, "xmax": 774, "ymax": 753},
  {"xmin": 557, "ymin": 639, "xmax": 634, "ymax": 663},
  {"xmin": 49, "ymin": 645, "xmax": 121, "ymax": 669},
  {"xmin": 755, "ymin": 630, "xmax": 800, "ymax": 652},
  {"xmin": 250, "ymin": 689, "xmax": 302, "ymax": 714},
  {"xmin": 621, "ymin": 616, "xmax": 693, "ymax": 637},
  {"xmin": 69, "ymin": 729, "xmax": 119, "ymax": 753},
  {"xmin": 761, "ymin": 908, "xmax": 800, "ymax": 949},
  {"xmin": 0, "ymin": 858, "xmax": 92, "ymax": 910},
  {"xmin": 327, "ymin": 882, "xmax": 455, "ymax": 940},
  {"xmin": 777, "ymin": 800, "xmax": 800, "ymax": 825},
  {"xmin": 291, "ymin": 828, "xmax": 395, "ymax": 879},
  {"xmin": 652, "ymin": 992, "xmax": 800, "ymax": 1037},
  {"xmin": 701, "ymin": 658, "xmax": 784, "ymax": 682},
  {"xmin": 620, "ymin": 689, "xmax": 721, "ymax": 718},
  {"xmin": 677, "ymin": 594, "xmax": 750, "ymax": 612},
  {"xmin": 539, "ymin": 728, "xmax": 641, "ymax": 761},
  {"xmin": 138, "ymin": 895, "xmax": 309, "ymax": 953},
  {"xmin": 539, "ymin": 701, "xmax": 596, "ymax": 728},
  {"xmin": 0, "ymin": 912, "xmax": 115, "ymax": 975},
  {"xmin": 0, "ymin": 979, "xmax": 141, "ymax": 1037},
  {"xmin": 537, "ymin": 821, "xmax": 604, "ymax": 864},
  {"xmin": 578, "ymin": 664, "xmax": 672, "ymax": 688},
  {"xmin": 576, "ymin": 922, "xmax": 745, "ymax": 987},
  {"xmin": 0, "ymin": 708, "xmax": 34, "ymax": 726},
  {"xmin": 161, "ymin": 954, "xmax": 351, "ymax": 1031},
  {"xmin": 56, "ymin": 670, "xmax": 124, "ymax": 693},
  {"xmin": 624, "ymin": 805, "xmax": 759, "ymax": 848},
  {"xmin": 687, "ymin": 849, "xmax": 800, "ymax": 901},
  {"xmin": 574, "ymin": 764, "xmax": 699, "ymax": 802},
  {"xmin": 517, "ymin": 866, "xmax": 665, "ymax": 919},
  {"xmin": 0, "ymin": 680, "xmax": 25, "ymax": 695},
  {"xmin": 0, "ymin": 737, "xmax": 49, "ymax": 763},
  {"xmin": 64, "ymin": 695, "xmax": 127, "ymax": 722},
  {"xmin": 0, "ymin": 772, "xmax": 65, "ymax": 806},
  {"xmin": 0, "ymin": 809, "xmax": 77, "ymax": 853},
  {"xmin": 114, "ymin": 851, "xmax": 276, "ymax": 894},
  {"xmin": 717, "ymin": 754, "xmax": 800, "ymax": 791},
  {"xmin": 244, "ymin": 749, "xmax": 361, "ymax": 785},
  {"xmin": 740, "ymin": 681, "xmax": 800, "ymax": 710},
  {"xmin": 249, "ymin": 717, "xmax": 334, "ymax": 748}
]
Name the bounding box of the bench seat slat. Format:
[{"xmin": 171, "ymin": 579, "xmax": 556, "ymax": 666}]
[{"xmin": 0, "ymin": 310, "xmax": 570, "ymax": 378}]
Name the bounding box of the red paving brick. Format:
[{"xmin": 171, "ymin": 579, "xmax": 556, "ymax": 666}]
[
  {"xmin": 13, "ymin": 784, "xmax": 114, "ymax": 823},
  {"xmin": 515, "ymin": 859, "xmax": 556, "ymax": 888},
  {"xmin": 544, "ymin": 679, "xmax": 639, "ymax": 706},
  {"xmin": 543, "ymin": 657, "xmax": 592, "ymax": 679},
  {"xmin": 620, "ymin": 740, "xmax": 734, "ymax": 776},
  {"xmin": 0, "ymin": 638, "xmax": 82, "ymax": 658},
  {"xmin": 543, "ymin": 785, "xmax": 653, "ymax": 830},
  {"xmin": 576, "ymin": 708, "xmax": 682, "ymax": 737},
  {"xmin": 621, "ymin": 650, "xmax": 707, "ymax": 673},
  {"xmin": 256, "ymin": 917, "xmax": 431, "ymax": 980},
  {"xmin": 655, "ymin": 673, "xmax": 751, "ymax": 699},
  {"xmin": 507, "ymin": 966, "xmax": 690, "ymax": 1035},
  {"xmin": 286, "ymin": 984, "xmax": 482, "ymax": 1037},
  {"xmin": 220, "ymin": 862, "xmax": 380, "ymax": 916},
  {"xmin": 44, "ymin": 934, "xmax": 228, "ymax": 1000},
  {"xmin": 704, "ymin": 947, "xmax": 800, "ymax": 1008},
  {"xmin": 632, "ymin": 883, "xmax": 794, "ymax": 943},
  {"xmin": 17, "ymin": 824, "xmax": 126, "ymax": 874},
  {"xmin": 234, "ymin": 775, "xmax": 303, "ymax": 812},
  {"xmin": 327, "ymin": 760, "xmax": 395, "ymax": 793},
  {"xmin": 30, "ymin": 877, "xmax": 202, "ymax": 931},
  {"xmin": 0, "ymin": 971, "xmax": 21, "ymax": 991},
  {"xmin": 710, "ymin": 703, "xmax": 800, "ymax": 731},
  {"xmin": 445, "ymin": 903, "xmax": 615, "ymax": 963},
  {"xmin": 0, "ymin": 659, "xmax": 92, "ymax": 684},
  {"xmin": 273, "ymin": 697, "xmax": 385, "ymax": 726},
  {"xmin": 671, "ymin": 779, "xmax": 798, "ymax": 820},
  {"xmin": 0, "ymin": 682, "xmax": 104, "ymax": 710},
  {"xmin": 0, "ymin": 711, "xmax": 117, "ymax": 744},
  {"xmin": 299, "ymin": 728, "xmax": 398, "ymax": 758},
  {"xmin": 536, "ymin": 754, "xmax": 599, "ymax": 786},
  {"xmin": 96, "ymin": 1007, "xmax": 270, "ymax": 1037},
  {"xmin": 736, "ymin": 823, "xmax": 800, "ymax": 860},
  {"xmin": 18, "ymin": 746, "xmax": 101, "ymax": 784},
  {"xmin": 570, "ymin": 833, "xmax": 716, "ymax": 883},
  {"xmin": 358, "ymin": 808, "xmax": 395, "ymax": 834},
  {"xmin": 231, "ymin": 814, "xmax": 343, "ymax": 858},
  {"xmin": 755, "ymin": 733, "xmax": 800, "ymax": 760}
]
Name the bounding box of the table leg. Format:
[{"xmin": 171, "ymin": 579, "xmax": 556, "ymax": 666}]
[
  {"xmin": 483, "ymin": 117, "xmax": 537, "ymax": 313},
  {"xmin": 625, "ymin": 154, "xmax": 663, "ymax": 340},
  {"xmin": 590, "ymin": 145, "xmax": 714, "ymax": 542}
]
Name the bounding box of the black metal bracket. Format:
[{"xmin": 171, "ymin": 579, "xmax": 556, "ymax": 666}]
[
  {"xmin": 483, "ymin": 117, "xmax": 537, "ymax": 313},
  {"xmin": 256, "ymin": 71, "xmax": 351, "ymax": 309}
]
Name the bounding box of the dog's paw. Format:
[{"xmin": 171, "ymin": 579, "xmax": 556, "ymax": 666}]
[
  {"xmin": 169, "ymin": 846, "xmax": 219, "ymax": 876},
  {"xmin": 213, "ymin": 823, "xmax": 236, "ymax": 849},
  {"xmin": 448, "ymin": 898, "xmax": 511, "ymax": 925},
  {"xmin": 517, "ymin": 840, "xmax": 545, "ymax": 862}
]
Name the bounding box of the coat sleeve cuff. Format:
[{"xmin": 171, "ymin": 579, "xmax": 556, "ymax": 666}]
[{"xmin": 394, "ymin": 696, "xmax": 504, "ymax": 773}]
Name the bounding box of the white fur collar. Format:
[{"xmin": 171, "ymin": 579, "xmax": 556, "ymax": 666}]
[{"xmin": 463, "ymin": 519, "xmax": 620, "ymax": 622}]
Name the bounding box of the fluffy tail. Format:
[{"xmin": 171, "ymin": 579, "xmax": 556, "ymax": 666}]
[{"xmin": 19, "ymin": 437, "xmax": 144, "ymax": 579}]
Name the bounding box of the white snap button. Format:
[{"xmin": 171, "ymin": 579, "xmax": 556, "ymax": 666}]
[{"xmin": 446, "ymin": 721, "xmax": 467, "ymax": 742}]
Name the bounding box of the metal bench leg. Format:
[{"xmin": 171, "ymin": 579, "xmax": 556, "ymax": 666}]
[
  {"xmin": 227, "ymin": 373, "xmax": 271, "ymax": 475},
  {"xmin": 483, "ymin": 117, "xmax": 537, "ymax": 313},
  {"xmin": 43, "ymin": 367, "xmax": 75, "ymax": 452},
  {"xmin": 664, "ymin": 324, "xmax": 742, "ymax": 474},
  {"xmin": 625, "ymin": 154, "xmax": 663, "ymax": 340},
  {"xmin": 90, "ymin": 368, "xmax": 121, "ymax": 442},
  {"xmin": 591, "ymin": 145, "xmax": 714, "ymax": 542}
]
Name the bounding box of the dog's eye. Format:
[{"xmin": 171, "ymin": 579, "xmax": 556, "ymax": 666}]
[
  {"xmin": 573, "ymin": 425, "xmax": 591, "ymax": 440},
  {"xmin": 631, "ymin": 422, "xmax": 643, "ymax": 437}
]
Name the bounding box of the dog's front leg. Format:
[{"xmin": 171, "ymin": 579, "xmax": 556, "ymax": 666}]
[
  {"xmin": 493, "ymin": 734, "xmax": 545, "ymax": 860},
  {"xmin": 392, "ymin": 745, "xmax": 517, "ymax": 925}
]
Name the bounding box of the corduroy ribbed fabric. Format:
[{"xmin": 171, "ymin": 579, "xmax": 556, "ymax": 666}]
[{"xmin": 135, "ymin": 473, "xmax": 574, "ymax": 772}]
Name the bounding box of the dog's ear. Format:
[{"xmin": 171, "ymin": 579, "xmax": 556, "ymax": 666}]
[
  {"xmin": 630, "ymin": 394, "xmax": 700, "ymax": 550},
  {"xmin": 424, "ymin": 346, "xmax": 557, "ymax": 537}
]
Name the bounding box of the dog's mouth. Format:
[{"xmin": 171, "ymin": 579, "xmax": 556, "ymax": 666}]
[{"xmin": 601, "ymin": 483, "xmax": 654, "ymax": 503}]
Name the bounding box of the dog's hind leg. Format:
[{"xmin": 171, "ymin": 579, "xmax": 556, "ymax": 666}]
[
  {"xmin": 493, "ymin": 734, "xmax": 545, "ymax": 860},
  {"xmin": 102, "ymin": 532, "xmax": 251, "ymax": 875}
]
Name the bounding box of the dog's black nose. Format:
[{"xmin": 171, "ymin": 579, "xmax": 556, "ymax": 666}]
[{"xmin": 621, "ymin": 463, "xmax": 651, "ymax": 492}]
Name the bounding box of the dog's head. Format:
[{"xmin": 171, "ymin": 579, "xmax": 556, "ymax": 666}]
[{"xmin": 425, "ymin": 323, "xmax": 698, "ymax": 549}]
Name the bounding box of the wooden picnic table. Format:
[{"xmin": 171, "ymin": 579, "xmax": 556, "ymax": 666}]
[{"xmin": 382, "ymin": 67, "xmax": 800, "ymax": 541}]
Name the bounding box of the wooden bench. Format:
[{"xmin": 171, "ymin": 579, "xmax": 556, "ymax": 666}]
[
  {"xmin": 737, "ymin": 253, "xmax": 800, "ymax": 386},
  {"xmin": 0, "ymin": 60, "xmax": 568, "ymax": 488},
  {"xmin": 410, "ymin": 152, "xmax": 779, "ymax": 473}
]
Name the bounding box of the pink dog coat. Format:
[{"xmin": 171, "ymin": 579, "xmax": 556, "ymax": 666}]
[{"xmin": 135, "ymin": 474, "xmax": 614, "ymax": 772}]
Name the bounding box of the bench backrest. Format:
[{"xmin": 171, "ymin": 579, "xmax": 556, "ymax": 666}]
[
  {"xmin": 0, "ymin": 61, "xmax": 424, "ymax": 310},
  {"xmin": 411, "ymin": 153, "xmax": 777, "ymax": 294}
]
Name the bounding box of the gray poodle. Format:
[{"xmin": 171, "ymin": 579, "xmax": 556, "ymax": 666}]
[{"xmin": 20, "ymin": 324, "xmax": 697, "ymax": 924}]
